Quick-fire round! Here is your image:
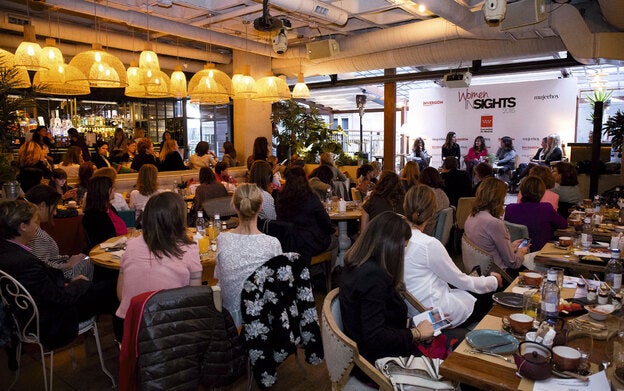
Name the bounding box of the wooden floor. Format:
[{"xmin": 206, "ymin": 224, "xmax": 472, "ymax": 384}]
[{"xmin": 0, "ymin": 291, "xmax": 332, "ymax": 391}]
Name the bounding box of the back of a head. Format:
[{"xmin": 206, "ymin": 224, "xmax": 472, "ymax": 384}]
[
  {"xmin": 320, "ymin": 152, "xmax": 334, "ymax": 166},
  {"xmin": 402, "ymin": 161, "xmax": 420, "ymax": 184},
  {"xmin": 64, "ymin": 146, "xmax": 82, "ymax": 164},
  {"xmin": 137, "ymin": 138, "xmax": 152, "ymax": 154},
  {"xmin": 474, "ymin": 162, "xmax": 493, "ymax": 180},
  {"xmin": 199, "ymin": 166, "xmax": 217, "ymax": 184},
  {"xmin": 142, "ymin": 192, "xmax": 190, "ymax": 259},
  {"xmin": 161, "ymin": 139, "xmax": 178, "ymax": 156},
  {"xmin": 404, "ymin": 184, "xmax": 438, "ymax": 226},
  {"xmin": 344, "ymin": 211, "xmax": 411, "ymax": 287},
  {"xmin": 85, "ymin": 176, "xmax": 113, "ymax": 212},
  {"xmin": 528, "ymin": 165, "xmax": 555, "ymax": 189},
  {"xmin": 195, "ymin": 141, "xmax": 209, "ymax": 156},
  {"xmin": 315, "ymin": 165, "xmax": 334, "ymax": 184},
  {"xmin": 0, "ymin": 199, "xmax": 38, "ymax": 240},
  {"xmin": 137, "ymin": 164, "xmax": 158, "ymax": 194},
  {"xmin": 252, "ymin": 137, "xmax": 269, "ymax": 160},
  {"xmin": 520, "ymin": 176, "xmax": 545, "ymax": 203},
  {"xmin": 214, "ymin": 161, "xmax": 227, "ymax": 175},
  {"xmin": 67, "ymin": 128, "xmax": 78, "ymax": 138},
  {"xmin": 26, "ymin": 184, "xmax": 61, "ymax": 206},
  {"xmin": 373, "ymin": 171, "xmax": 403, "ymax": 199},
  {"xmin": 555, "ymin": 161, "xmax": 578, "ymax": 186},
  {"xmin": 78, "ymin": 161, "xmax": 96, "ymax": 186},
  {"xmin": 472, "ymin": 177, "xmax": 506, "ymax": 216},
  {"xmin": 249, "ymin": 160, "xmax": 273, "ymax": 190},
  {"xmin": 233, "ymin": 183, "xmax": 263, "ymax": 220},
  {"xmin": 420, "ymin": 167, "xmax": 444, "ymax": 189},
  {"xmin": 357, "ymin": 164, "xmax": 374, "ymax": 180},
  {"xmin": 443, "ymin": 156, "xmax": 458, "ymax": 170},
  {"xmin": 93, "ymin": 167, "xmax": 117, "ymax": 183},
  {"xmin": 223, "ymin": 141, "xmax": 236, "ymax": 157}
]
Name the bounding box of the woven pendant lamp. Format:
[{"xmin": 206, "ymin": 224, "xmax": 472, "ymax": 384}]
[
  {"xmin": 124, "ymin": 61, "xmax": 144, "ymax": 97},
  {"xmin": 253, "ymin": 74, "xmax": 291, "ymax": 102},
  {"xmin": 170, "ymin": 66, "xmax": 188, "ymax": 99},
  {"xmin": 14, "ymin": 25, "xmax": 46, "ymax": 71},
  {"xmin": 68, "ymin": 43, "xmax": 127, "ymax": 88},
  {"xmin": 33, "ymin": 63, "xmax": 90, "ymax": 95},
  {"xmin": 232, "ymin": 65, "xmax": 257, "ymax": 99},
  {"xmin": 292, "ymin": 73, "xmax": 310, "ymax": 99},
  {"xmin": 188, "ymin": 63, "xmax": 232, "ymax": 105},
  {"xmin": 0, "ymin": 49, "xmax": 31, "ymax": 88},
  {"xmin": 40, "ymin": 38, "xmax": 64, "ymax": 70},
  {"xmin": 138, "ymin": 42, "xmax": 160, "ymax": 72},
  {"xmin": 141, "ymin": 69, "xmax": 172, "ymax": 97}
]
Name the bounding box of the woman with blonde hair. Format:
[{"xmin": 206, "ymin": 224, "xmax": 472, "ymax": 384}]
[
  {"xmin": 464, "ymin": 177, "xmax": 528, "ymax": 275},
  {"xmin": 216, "ymin": 183, "xmax": 282, "ymax": 326},
  {"xmin": 400, "ymin": 160, "xmax": 420, "ymax": 192},
  {"xmin": 16, "ymin": 141, "xmax": 52, "ymax": 193},
  {"xmin": 404, "ymin": 185, "xmax": 501, "ymax": 327},
  {"xmin": 159, "ymin": 139, "xmax": 186, "ymax": 171},
  {"xmin": 129, "ymin": 164, "xmax": 163, "ymax": 218},
  {"xmin": 59, "ymin": 145, "xmax": 83, "ymax": 183}
]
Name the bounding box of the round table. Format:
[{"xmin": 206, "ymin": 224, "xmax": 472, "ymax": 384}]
[{"xmin": 89, "ymin": 231, "xmax": 218, "ymax": 285}]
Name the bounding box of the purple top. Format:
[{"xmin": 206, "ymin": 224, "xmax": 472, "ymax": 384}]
[
  {"xmin": 504, "ymin": 202, "xmax": 568, "ymax": 252},
  {"xmin": 465, "ymin": 211, "xmax": 523, "ymax": 270}
]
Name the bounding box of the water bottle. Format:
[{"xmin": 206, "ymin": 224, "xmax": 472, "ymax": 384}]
[
  {"xmin": 214, "ymin": 214, "xmax": 221, "ymax": 234},
  {"xmin": 540, "ymin": 269, "xmax": 560, "ymax": 323},
  {"xmin": 195, "ymin": 211, "xmax": 205, "ymax": 235},
  {"xmin": 592, "ymin": 195, "xmax": 601, "ymax": 213},
  {"xmin": 606, "ymin": 248, "xmax": 623, "ymax": 290},
  {"xmin": 581, "ymin": 217, "xmax": 593, "ymax": 250}
]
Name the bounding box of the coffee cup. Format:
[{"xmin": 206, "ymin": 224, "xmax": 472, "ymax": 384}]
[
  {"xmin": 559, "ymin": 236, "xmax": 572, "ymax": 248},
  {"xmin": 67, "ymin": 200, "xmax": 77, "ymax": 208},
  {"xmin": 504, "ymin": 313, "xmax": 534, "ymax": 334},
  {"xmin": 523, "ymin": 272, "xmax": 543, "ymax": 287},
  {"xmin": 552, "ymin": 345, "xmax": 581, "ymax": 372}
]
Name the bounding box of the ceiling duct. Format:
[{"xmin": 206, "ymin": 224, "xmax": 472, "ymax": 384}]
[
  {"xmin": 270, "ymin": 0, "xmax": 348, "ymax": 26},
  {"xmin": 501, "ymin": 0, "xmax": 547, "ymax": 30}
]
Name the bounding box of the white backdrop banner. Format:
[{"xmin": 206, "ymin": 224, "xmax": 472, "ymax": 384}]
[{"xmin": 407, "ymin": 78, "xmax": 578, "ymax": 168}]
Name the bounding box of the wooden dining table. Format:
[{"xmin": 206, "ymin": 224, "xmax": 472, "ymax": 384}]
[
  {"xmin": 533, "ymin": 242, "xmax": 607, "ymax": 276},
  {"xmin": 439, "ymin": 276, "xmax": 618, "ymax": 390},
  {"xmin": 88, "ymin": 230, "xmax": 218, "ymax": 285}
]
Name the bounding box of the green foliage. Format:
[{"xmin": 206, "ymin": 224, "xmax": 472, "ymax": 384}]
[
  {"xmin": 603, "ymin": 110, "xmax": 624, "ymax": 155},
  {"xmin": 272, "ymin": 100, "xmax": 353, "ymax": 164},
  {"xmin": 585, "ymin": 90, "xmax": 613, "ymax": 124}
]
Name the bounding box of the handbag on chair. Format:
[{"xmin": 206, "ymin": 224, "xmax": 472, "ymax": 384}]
[{"xmin": 375, "ymin": 356, "xmax": 456, "ymax": 391}]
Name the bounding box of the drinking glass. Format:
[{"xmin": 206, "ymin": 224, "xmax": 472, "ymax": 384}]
[
  {"xmin": 198, "ymin": 236, "xmax": 210, "ymax": 256},
  {"xmin": 567, "ymin": 326, "xmax": 594, "ymax": 375},
  {"xmin": 550, "ymin": 267, "xmax": 564, "ymax": 289},
  {"xmin": 522, "ymin": 289, "xmax": 540, "ymax": 319}
]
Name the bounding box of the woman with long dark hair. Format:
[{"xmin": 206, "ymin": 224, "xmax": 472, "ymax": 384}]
[
  {"xmin": 247, "ymin": 136, "xmax": 269, "ymax": 169},
  {"xmin": 249, "ymin": 160, "xmax": 277, "ymax": 220},
  {"xmin": 464, "ymin": 136, "xmax": 488, "ymax": 181},
  {"xmin": 494, "ymin": 136, "xmax": 517, "ymax": 174},
  {"xmin": 360, "ymin": 171, "xmax": 405, "ymax": 231},
  {"xmin": 441, "ymin": 131, "xmax": 460, "ymax": 162},
  {"xmin": 221, "ymin": 141, "xmax": 240, "ymax": 167},
  {"xmin": 82, "ymin": 176, "xmax": 127, "ymax": 250},
  {"xmin": 276, "ymin": 166, "xmax": 335, "ymax": 263},
  {"xmin": 412, "ymin": 137, "xmax": 431, "ymax": 171},
  {"xmin": 340, "ymin": 211, "xmax": 433, "ymax": 382},
  {"xmin": 116, "ymin": 192, "xmax": 202, "ymax": 324}
]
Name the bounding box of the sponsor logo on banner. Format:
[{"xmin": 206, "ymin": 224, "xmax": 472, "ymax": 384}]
[
  {"xmin": 423, "ymin": 100, "xmax": 444, "ymax": 106},
  {"xmin": 480, "ymin": 115, "xmax": 493, "ymax": 133},
  {"xmin": 533, "ymin": 93, "xmax": 559, "ymax": 101},
  {"xmin": 457, "ymin": 89, "xmax": 516, "ymax": 112}
]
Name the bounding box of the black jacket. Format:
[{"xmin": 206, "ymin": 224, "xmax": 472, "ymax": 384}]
[
  {"xmin": 0, "ymin": 240, "xmax": 91, "ymax": 350},
  {"xmin": 159, "ymin": 151, "xmax": 187, "ymax": 171},
  {"xmin": 441, "ymin": 168, "xmax": 472, "ymax": 207},
  {"xmin": 82, "ymin": 209, "xmax": 117, "ymax": 251},
  {"xmin": 130, "ymin": 153, "xmax": 160, "ymax": 172},
  {"xmin": 91, "ymin": 153, "xmax": 112, "ymax": 169}
]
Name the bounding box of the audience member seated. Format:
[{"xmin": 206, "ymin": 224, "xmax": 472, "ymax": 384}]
[
  {"xmin": 68, "ymin": 127, "xmax": 91, "ymax": 162},
  {"xmin": 440, "ymin": 156, "xmax": 472, "ymax": 207},
  {"xmin": 403, "ymin": 185, "xmax": 501, "ymax": 328},
  {"xmin": 189, "ymin": 141, "xmax": 217, "ymax": 170},
  {"xmin": 50, "ymin": 168, "xmax": 78, "ymax": 202},
  {"xmin": 320, "ymin": 152, "xmax": 347, "ymax": 183},
  {"xmin": 464, "ymin": 136, "xmax": 488, "ymax": 182},
  {"xmin": 130, "ymin": 164, "xmax": 164, "ymax": 220},
  {"xmin": 511, "ymin": 136, "xmax": 548, "ymax": 188},
  {"xmin": 360, "ymin": 171, "xmax": 406, "ymax": 231},
  {"xmin": 266, "ymin": 155, "xmax": 283, "ymax": 192},
  {"xmin": 109, "ymin": 128, "xmax": 128, "ymax": 163},
  {"xmin": 246, "ymin": 137, "xmax": 269, "ymax": 170},
  {"xmin": 215, "ymin": 184, "xmax": 283, "ymax": 327},
  {"xmin": 505, "ymin": 176, "xmax": 567, "ymax": 252},
  {"xmin": 91, "ymin": 140, "xmax": 113, "ymax": 169},
  {"xmin": 25, "ymin": 184, "xmax": 94, "ymax": 280},
  {"xmin": 159, "ymin": 139, "xmax": 187, "ymax": 172},
  {"xmin": 221, "ymin": 141, "xmax": 241, "ymax": 168},
  {"xmin": 309, "ymin": 165, "xmax": 333, "ymax": 202},
  {"xmin": 340, "ymin": 211, "xmax": 434, "ymax": 383},
  {"xmin": 517, "ymin": 165, "xmax": 559, "ymax": 211},
  {"xmin": 76, "ymin": 161, "xmax": 96, "ymax": 203},
  {"xmin": 441, "ymin": 131, "xmax": 461, "ymax": 163},
  {"xmin": 465, "ymin": 178, "xmax": 528, "ymax": 277},
  {"xmin": 193, "ymin": 167, "xmax": 228, "ymax": 213},
  {"xmin": 58, "ymin": 145, "xmax": 83, "ymax": 184},
  {"xmin": 82, "ymin": 176, "xmax": 127, "ymax": 250},
  {"xmin": 91, "ymin": 167, "xmax": 130, "ymax": 212},
  {"xmin": 472, "ymin": 162, "xmax": 493, "ymax": 195},
  {"xmin": 420, "ymin": 167, "xmax": 450, "ymax": 211},
  {"xmin": 131, "ymin": 138, "xmax": 160, "ymax": 172},
  {"xmin": 214, "ymin": 161, "xmax": 237, "ymax": 188},
  {"xmin": 551, "ymin": 161, "xmax": 582, "ymax": 216},
  {"xmin": 276, "ymin": 166, "xmax": 336, "ymax": 265},
  {"xmin": 412, "ymin": 137, "xmax": 431, "ymax": 172},
  {"xmin": 531, "ymin": 137, "xmax": 548, "ymax": 164},
  {"xmin": 16, "ymin": 141, "xmax": 52, "ymax": 193},
  {"xmin": 355, "ymin": 163, "xmax": 376, "ymax": 195},
  {"xmin": 400, "ymin": 161, "xmax": 420, "ymax": 193},
  {"xmin": 493, "ymin": 136, "xmax": 517, "ymax": 176},
  {"xmin": 116, "ymin": 192, "xmax": 202, "ymax": 338},
  {"xmin": 0, "ymin": 199, "xmax": 116, "ymax": 350},
  {"xmin": 248, "ymin": 161, "xmax": 277, "ymax": 221}
]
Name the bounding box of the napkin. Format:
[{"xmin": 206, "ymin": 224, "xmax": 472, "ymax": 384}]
[
  {"xmin": 100, "ymin": 236, "xmax": 127, "ymax": 249},
  {"xmin": 532, "ymin": 369, "xmax": 609, "ymax": 391}
]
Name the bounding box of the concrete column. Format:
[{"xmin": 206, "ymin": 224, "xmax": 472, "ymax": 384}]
[
  {"xmin": 232, "ymin": 50, "xmax": 273, "ymax": 166},
  {"xmin": 383, "ymin": 69, "xmax": 397, "ymax": 171}
]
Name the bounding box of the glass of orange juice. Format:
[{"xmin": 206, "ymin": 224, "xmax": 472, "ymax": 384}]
[
  {"xmin": 198, "ymin": 235, "xmax": 210, "ymax": 255},
  {"xmin": 523, "ymin": 289, "xmax": 540, "ymax": 319}
]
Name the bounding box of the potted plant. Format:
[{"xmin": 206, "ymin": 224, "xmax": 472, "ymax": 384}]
[{"xmin": 603, "ymin": 109, "xmax": 624, "ymax": 163}]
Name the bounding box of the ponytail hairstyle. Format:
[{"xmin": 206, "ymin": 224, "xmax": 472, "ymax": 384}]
[
  {"xmin": 403, "ymin": 184, "xmax": 438, "ymax": 227},
  {"xmin": 232, "ymin": 183, "xmax": 263, "ymax": 220}
]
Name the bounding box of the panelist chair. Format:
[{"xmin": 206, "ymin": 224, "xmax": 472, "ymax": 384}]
[{"xmin": 0, "ymin": 270, "xmax": 116, "ymax": 391}]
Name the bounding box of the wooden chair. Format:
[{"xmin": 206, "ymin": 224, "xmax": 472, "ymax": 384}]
[
  {"xmin": 461, "ymin": 235, "xmax": 513, "ymax": 284},
  {"xmin": 433, "ymin": 207, "xmax": 455, "ymax": 246},
  {"xmin": 321, "ymin": 288, "xmax": 392, "ymax": 391},
  {"xmin": 504, "ymin": 221, "xmax": 529, "ymax": 242},
  {"xmin": 350, "ymin": 188, "xmax": 362, "ymax": 202},
  {"xmin": 310, "ymin": 250, "xmax": 333, "ymax": 293},
  {"xmin": 0, "ymin": 270, "xmax": 116, "ymax": 391},
  {"xmin": 453, "ymin": 197, "xmax": 475, "ymax": 252}
]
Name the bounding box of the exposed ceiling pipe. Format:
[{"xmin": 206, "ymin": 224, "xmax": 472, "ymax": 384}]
[
  {"xmin": 0, "ymin": 35, "xmax": 207, "ymax": 73},
  {"xmin": 550, "ymin": 3, "xmax": 624, "ymax": 65},
  {"xmin": 597, "ymin": 0, "xmax": 624, "ymax": 30},
  {"xmin": 274, "ymin": 36, "xmax": 566, "ymax": 76},
  {"xmin": 0, "ymin": 13, "xmax": 230, "ymax": 65},
  {"xmin": 409, "ymin": 0, "xmax": 481, "ymax": 30},
  {"xmin": 269, "ymin": 0, "xmax": 349, "ymax": 26}
]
